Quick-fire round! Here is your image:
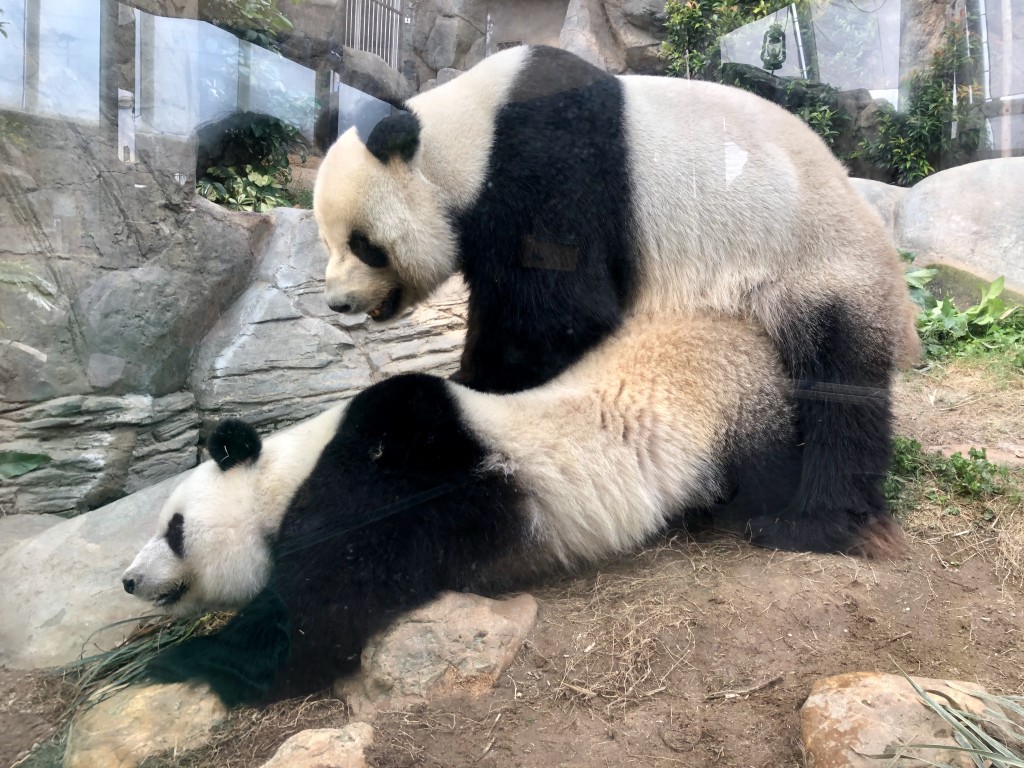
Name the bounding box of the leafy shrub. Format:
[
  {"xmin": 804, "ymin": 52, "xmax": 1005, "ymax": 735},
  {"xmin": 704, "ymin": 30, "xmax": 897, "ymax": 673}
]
[
  {"xmin": 196, "ymin": 113, "xmax": 308, "ymax": 212},
  {"xmin": 856, "ymin": 22, "xmax": 987, "ymax": 186},
  {"xmin": 906, "ymin": 264, "xmax": 1024, "ymax": 363}
]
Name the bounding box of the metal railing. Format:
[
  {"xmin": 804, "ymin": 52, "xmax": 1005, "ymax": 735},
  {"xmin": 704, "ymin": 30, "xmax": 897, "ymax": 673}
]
[{"xmin": 342, "ymin": 0, "xmax": 402, "ymax": 69}]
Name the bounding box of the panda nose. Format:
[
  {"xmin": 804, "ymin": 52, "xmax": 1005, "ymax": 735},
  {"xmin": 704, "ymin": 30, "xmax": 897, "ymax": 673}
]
[
  {"xmin": 329, "ymin": 300, "xmax": 353, "ymax": 314},
  {"xmin": 122, "ymin": 576, "xmax": 137, "ymax": 594}
]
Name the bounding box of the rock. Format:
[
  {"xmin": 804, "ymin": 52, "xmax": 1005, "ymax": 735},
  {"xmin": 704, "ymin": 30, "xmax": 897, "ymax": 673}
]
[
  {"xmin": 801, "ymin": 672, "xmax": 1011, "ymax": 767},
  {"xmin": 0, "ymin": 391, "xmax": 198, "ymax": 515},
  {"xmin": 341, "ymin": 46, "xmax": 416, "ymax": 104},
  {"xmin": 0, "ymin": 474, "xmax": 183, "ymax": 669},
  {"xmin": 64, "ymin": 683, "xmax": 226, "ymax": 768},
  {"xmin": 560, "ymin": 0, "xmax": 627, "ymax": 73},
  {"xmin": 258, "ymin": 724, "xmax": 374, "ymax": 768},
  {"xmin": 337, "ymin": 592, "xmax": 538, "ymax": 717},
  {"xmin": 190, "ymin": 208, "xmax": 467, "ymax": 436},
  {"xmin": 605, "ymin": 0, "xmax": 667, "ymax": 73},
  {"xmin": 849, "ymin": 178, "xmax": 908, "ymax": 244},
  {"xmin": 409, "ymin": 0, "xmax": 487, "ymax": 82},
  {"xmin": 0, "ymin": 513, "xmax": 62, "ymax": 559},
  {"xmin": 897, "ymin": 158, "xmax": 1024, "ymax": 294}
]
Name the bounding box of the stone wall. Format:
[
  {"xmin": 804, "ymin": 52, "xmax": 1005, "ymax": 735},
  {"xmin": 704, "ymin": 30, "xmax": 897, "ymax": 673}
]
[{"xmin": 0, "ymin": 113, "xmax": 465, "ymax": 517}]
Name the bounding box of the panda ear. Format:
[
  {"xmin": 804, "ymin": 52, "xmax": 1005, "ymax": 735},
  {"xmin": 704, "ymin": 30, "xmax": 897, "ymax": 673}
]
[
  {"xmin": 365, "ymin": 111, "xmax": 420, "ymax": 164},
  {"xmin": 208, "ymin": 419, "xmax": 262, "ymax": 471}
]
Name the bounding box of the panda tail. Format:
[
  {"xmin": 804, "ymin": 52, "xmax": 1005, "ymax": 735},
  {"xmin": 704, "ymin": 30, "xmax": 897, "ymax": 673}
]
[{"xmin": 145, "ymin": 586, "xmax": 291, "ymax": 708}]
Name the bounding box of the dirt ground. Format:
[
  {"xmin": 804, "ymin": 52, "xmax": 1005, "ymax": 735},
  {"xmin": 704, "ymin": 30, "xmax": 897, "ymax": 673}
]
[{"xmin": 2, "ymin": 358, "xmax": 1022, "ymax": 768}]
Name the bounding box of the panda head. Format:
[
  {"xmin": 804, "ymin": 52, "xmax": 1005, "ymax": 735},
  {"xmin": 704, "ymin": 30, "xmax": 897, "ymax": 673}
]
[
  {"xmin": 121, "ymin": 420, "xmax": 274, "ymax": 616},
  {"xmin": 314, "ymin": 112, "xmax": 459, "ymax": 322}
]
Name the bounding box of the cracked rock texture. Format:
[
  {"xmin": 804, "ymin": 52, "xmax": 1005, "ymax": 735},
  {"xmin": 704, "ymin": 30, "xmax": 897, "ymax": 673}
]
[{"xmin": 1, "ymin": 118, "xmax": 466, "ymax": 517}]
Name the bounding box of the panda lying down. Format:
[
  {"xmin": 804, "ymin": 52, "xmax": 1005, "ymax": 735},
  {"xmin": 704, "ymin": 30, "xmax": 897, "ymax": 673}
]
[{"xmin": 122, "ymin": 315, "xmax": 902, "ymax": 705}]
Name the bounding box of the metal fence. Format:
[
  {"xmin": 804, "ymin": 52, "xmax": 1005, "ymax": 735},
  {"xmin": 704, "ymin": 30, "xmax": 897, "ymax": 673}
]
[{"xmin": 342, "ymin": 0, "xmax": 402, "ymax": 69}]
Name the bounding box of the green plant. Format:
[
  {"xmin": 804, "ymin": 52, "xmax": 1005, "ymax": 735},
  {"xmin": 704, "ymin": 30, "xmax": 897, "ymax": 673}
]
[
  {"xmin": 795, "ymin": 101, "xmax": 840, "ymax": 148},
  {"xmin": 661, "ymin": 1, "xmax": 847, "ymax": 150},
  {"xmin": 0, "ymin": 8, "xmax": 8, "ymax": 39},
  {"xmin": 661, "ymin": 0, "xmax": 775, "ymax": 80},
  {"xmin": 857, "ymin": 21, "xmax": 987, "ymax": 186},
  {"xmin": 196, "ymin": 114, "xmax": 308, "ymax": 212},
  {"xmin": 885, "ymin": 437, "xmax": 1015, "ymax": 513},
  {"xmin": 205, "ymin": 0, "xmax": 296, "ymax": 51},
  {"xmin": 0, "ymin": 451, "xmax": 51, "ymax": 480}
]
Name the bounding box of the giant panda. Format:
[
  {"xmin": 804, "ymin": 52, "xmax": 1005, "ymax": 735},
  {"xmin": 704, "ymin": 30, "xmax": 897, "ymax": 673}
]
[
  {"xmin": 312, "ymin": 45, "xmax": 919, "ymax": 556},
  {"xmin": 121, "ymin": 314, "xmax": 896, "ymax": 706}
]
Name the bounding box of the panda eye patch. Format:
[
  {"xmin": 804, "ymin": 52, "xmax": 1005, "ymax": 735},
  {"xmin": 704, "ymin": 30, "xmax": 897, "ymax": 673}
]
[
  {"xmin": 348, "ymin": 232, "xmax": 389, "ymax": 269},
  {"xmin": 165, "ymin": 512, "xmax": 186, "ymax": 558}
]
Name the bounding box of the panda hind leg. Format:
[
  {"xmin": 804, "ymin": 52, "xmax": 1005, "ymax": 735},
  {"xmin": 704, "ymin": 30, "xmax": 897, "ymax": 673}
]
[{"xmin": 755, "ymin": 301, "xmax": 906, "ymax": 559}]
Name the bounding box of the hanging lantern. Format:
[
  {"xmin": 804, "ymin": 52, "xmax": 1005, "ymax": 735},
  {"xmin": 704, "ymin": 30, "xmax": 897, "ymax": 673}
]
[{"xmin": 760, "ymin": 22, "xmax": 787, "ymax": 73}]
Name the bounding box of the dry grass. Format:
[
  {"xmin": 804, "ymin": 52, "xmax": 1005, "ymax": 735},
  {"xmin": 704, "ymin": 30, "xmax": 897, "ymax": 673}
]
[
  {"xmin": 137, "ymin": 694, "xmax": 349, "ymax": 768},
  {"xmin": 529, "ymin": 536, "xmax": 736, "ymax": 714}
]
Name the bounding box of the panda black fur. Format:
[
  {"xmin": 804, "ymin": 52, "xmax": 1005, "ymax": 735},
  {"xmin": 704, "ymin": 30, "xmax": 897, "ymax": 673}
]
[
  {"xmin": 312, "ymin": 45, "xmax": 919, "ymax": 557},
  {"xmin": 122, "ymin": 315, "xmax": 870, "ymax": 705}
]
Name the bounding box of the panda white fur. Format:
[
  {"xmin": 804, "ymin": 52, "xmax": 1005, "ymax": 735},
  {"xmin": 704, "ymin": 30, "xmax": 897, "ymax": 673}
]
[
  {"xmin": 313, "ymin": 45, "xmax": 919, "ymax": 556},
  {"xmin": 123, "ymin": 314, "xmax": 894, "ymax": 705}
]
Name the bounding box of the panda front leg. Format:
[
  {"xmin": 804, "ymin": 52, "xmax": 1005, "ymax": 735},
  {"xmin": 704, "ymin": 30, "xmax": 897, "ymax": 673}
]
[{"xmin": 750, "ymin": 301, "xmax": 904, "ymax": 558}]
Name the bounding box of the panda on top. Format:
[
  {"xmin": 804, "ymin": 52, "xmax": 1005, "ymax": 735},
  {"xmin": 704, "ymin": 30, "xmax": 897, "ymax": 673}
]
[
  {"xmin": 313, "ymin": 44, "xmax": 920, "ymax": 556},
  {"xmin": 123, "ymin": 314, "xmax": 893, "ymax": 706}
]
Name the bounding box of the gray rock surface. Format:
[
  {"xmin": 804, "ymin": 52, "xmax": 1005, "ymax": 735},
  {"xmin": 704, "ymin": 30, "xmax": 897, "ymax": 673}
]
[
  {"xmin": 1, "ymin": 201, "xmax": 466, "ymax": 516},
  {"xmin": 409, "ymin": 0, "xmax": 488, "ymax": 82},
  {"xmin": 64, "ymin": 683, "xmax": 227, "ymax": 768},
  {"xmin": 896, "ymin": 158, "xmax": 1024, "ymax": 293},
  {"xmin": 0, "ymin": 513, "xmax": 62, "ymax": 559},
  {"xmin": 190, "ymin": 207, "xmax": 467, "ymax": 434},
  {"xmin": 258, "ymin": 724, "xmax": 374, "ymax": 768},
  {"xmin": 337, "ymin": 592, "xmax": 539, "ymax": 717},
  {"xmin": 0, "ymin": 392, "xmax": 199, "ymax": 515},
  {"xmin": 340, "ymin": 46, "xmax": 417, "ymax": 104},
  {"xmin": 0, "ymin": 473, "xmax": 183, "ymax": 669},
  {"xmin": 848, "ymin": 177, "xmax": 909, "ymax": 244},
  {"xmin": 560, "ymin": 0, "xmax": 627, "ymax": 72}
]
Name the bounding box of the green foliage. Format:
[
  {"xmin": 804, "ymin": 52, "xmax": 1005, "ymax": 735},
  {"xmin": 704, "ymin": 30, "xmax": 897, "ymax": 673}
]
[
  {"xmin": 857, "ymin": 22, "xmax": 987, "ymax": 186},
  {"xmin": 795, "ymin": 100, "xmax": 840, "ymax": 149},
  {"xmin": 0, "ymin": 451, "xmax": 52, "ymax": 480},
  {"xmin": 205, "ymin": 0, "xmax": 296, "ymax": 51},
  {"xmin": 196, "ymin": 115, "xmax": 308, "ymax": 212},
  {"xmin": 886, "ymin": 437, "xmax": 1015, "ymax": 513},
  {"xmin": 661, "ymin": 1, "xmax": 845, "ymax": 149},
  {"xmin": 0, "ymin": 8, "xmax": 8, "ymax": 39},
  {"xmin": 661, "ymin": 0, "xmax": 775, "ymax": 79},
  {"xmin": 906, "ymin": 264, "xmax": 1024, "ymax": 363}
]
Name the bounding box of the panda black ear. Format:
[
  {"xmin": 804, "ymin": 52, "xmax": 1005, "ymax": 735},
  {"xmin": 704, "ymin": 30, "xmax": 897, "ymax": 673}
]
[
  {"xmin": 365, "ymin": 111, "xmax": 420, "ymax": 164},
  {"xmin": 208, "ymin": 419, "xmax": 262, "ymax": 471}
]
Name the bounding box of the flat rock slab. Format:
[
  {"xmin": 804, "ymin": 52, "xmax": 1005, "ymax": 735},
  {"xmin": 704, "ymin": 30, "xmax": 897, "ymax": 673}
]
[
  {"xmin": 0, "ymin": 513, "xmax": 63, "ymax": 559},
  {"xmin": 337, "ymin": 592, "xmax": 539, "ymax": 717},
  {"xmin": 0, "ymin": 474, "xmax": 180, "ymax": 669},
  {"xmin": 64, "ymin": 682, "xmax": 226, "ymax": 768},
  {"xmin": 258, "ymin": 724, "xmax": 373, "ymax": 768},
  {"xmin": 801, "ymin": 671, "xmax": 1008, "ymax": 767}
]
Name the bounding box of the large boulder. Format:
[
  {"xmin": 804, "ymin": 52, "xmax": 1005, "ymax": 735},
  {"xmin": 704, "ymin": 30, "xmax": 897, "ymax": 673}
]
[
  {"xmin": 801, "ymin": 672, "xmax": 1011, "ymax": 768},
  {"xmin": 64, "ymin": 683, "xmax": 227, "ymax": 768},
  {"xmin": 337, "ymin": 592, "xmax": 539, "ymax": 717},
  {"xmin": 258, "ymin": 724, "xmax": 374, "ymax": 768},
  {"xmin": 0, "ymin": 474, "xmax": 182, "ymax": 669},
  {"xmin": 896, "ymin": 158, "xmax": 1024, "ymax": 293}
]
